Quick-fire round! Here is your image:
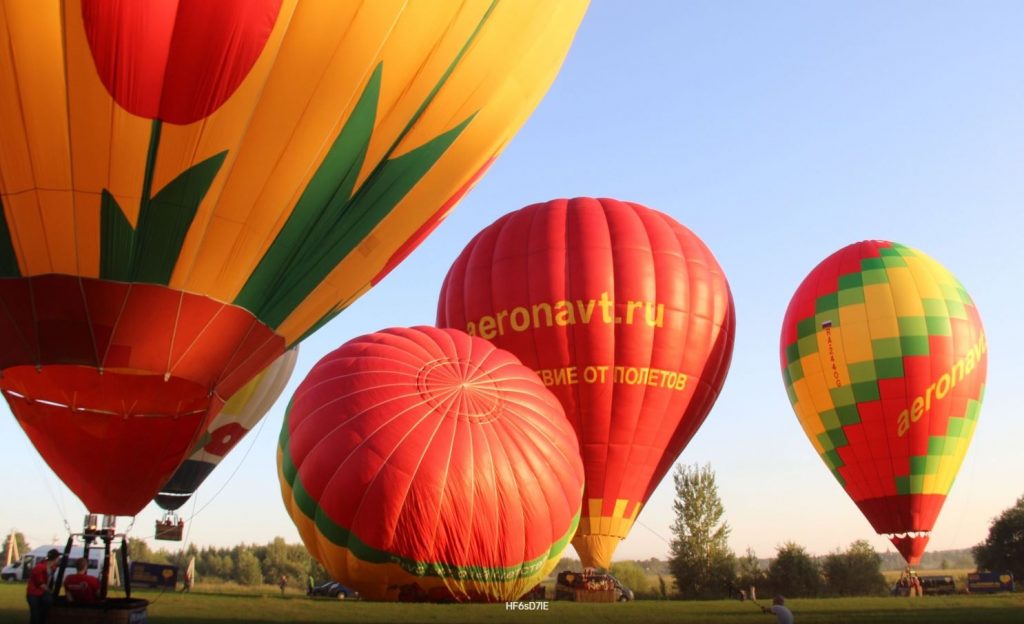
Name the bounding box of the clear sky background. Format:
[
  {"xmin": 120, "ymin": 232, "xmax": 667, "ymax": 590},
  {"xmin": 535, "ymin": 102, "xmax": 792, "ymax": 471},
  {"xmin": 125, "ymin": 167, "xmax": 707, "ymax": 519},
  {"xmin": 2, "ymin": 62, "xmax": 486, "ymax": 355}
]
[{"xmin": 3, "ymin": 1, "xmax": 1023, "ymax": 564}]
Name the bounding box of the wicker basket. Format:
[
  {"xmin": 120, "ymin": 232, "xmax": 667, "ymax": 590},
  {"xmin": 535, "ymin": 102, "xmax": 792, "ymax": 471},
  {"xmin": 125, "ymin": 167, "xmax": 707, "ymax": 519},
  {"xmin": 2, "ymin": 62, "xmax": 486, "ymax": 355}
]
[{"xmin": 49, "ymin": 598, "xmax": 149, "ymax": 624}]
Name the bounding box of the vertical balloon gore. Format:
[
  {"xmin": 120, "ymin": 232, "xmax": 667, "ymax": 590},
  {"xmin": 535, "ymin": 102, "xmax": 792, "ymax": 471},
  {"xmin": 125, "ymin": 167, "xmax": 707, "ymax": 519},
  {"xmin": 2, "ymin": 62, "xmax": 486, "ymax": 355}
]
[
  {"xmin": 780, "ymin": 241, "xmax": 986, "ymax": 566},
  {"xmin": 436, "ymin": 197, "xmax": 736, "ymax": 569}
]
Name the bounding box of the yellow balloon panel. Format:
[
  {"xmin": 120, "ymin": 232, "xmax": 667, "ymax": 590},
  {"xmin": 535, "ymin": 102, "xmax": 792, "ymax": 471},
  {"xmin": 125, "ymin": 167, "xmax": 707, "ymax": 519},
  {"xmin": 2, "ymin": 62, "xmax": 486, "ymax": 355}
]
[{"xmin": 0, "ymin": 0, "xmax": 588, "ymax": 347}]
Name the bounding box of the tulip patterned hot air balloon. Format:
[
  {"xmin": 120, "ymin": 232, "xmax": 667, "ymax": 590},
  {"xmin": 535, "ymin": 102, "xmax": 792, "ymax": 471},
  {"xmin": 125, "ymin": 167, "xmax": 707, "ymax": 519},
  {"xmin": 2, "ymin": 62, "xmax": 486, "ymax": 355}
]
[
  {"xmin": 278, "ymin": 326, "xmax": 584, "ymax": 602},
  {"xmin": 0, "ymin": 0, "xmax": 587, "ymax": 515},
  {"xmin": 436, "ymin": 197, "xmax": 736, "ymax": 569},
  {"xmin": 780, "ymin": 241, "xmax": 986, "ymax": 565},
  {"xmin": 154, "ymin": 348, "xmax": 298, "ymax": 512}
]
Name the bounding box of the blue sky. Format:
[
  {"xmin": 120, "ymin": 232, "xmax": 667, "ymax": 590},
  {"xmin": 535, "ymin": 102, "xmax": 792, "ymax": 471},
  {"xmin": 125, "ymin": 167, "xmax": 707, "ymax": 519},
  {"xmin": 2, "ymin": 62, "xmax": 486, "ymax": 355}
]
[{"xmin": 4, "ymin": 1, "xmax": 1024, "ymax": 564}]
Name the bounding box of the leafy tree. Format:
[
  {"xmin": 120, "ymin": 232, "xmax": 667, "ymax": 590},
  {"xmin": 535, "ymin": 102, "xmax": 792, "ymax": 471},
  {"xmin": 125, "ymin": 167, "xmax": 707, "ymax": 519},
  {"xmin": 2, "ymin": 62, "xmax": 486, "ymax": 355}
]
[
  {"xmin": 822, "ymin": 540, "xmax": 887, "ymax": 596},
  {"xmin": 668, "ymin": 463, "xmax": 736, "ymax": 599},
  {"xmin": 610, "ymin": 560, "xmax": 650, "ymax": 595},
  {"xmin": 235, "ymin": 549, "xmax": 263, "ymax": 585},
  {"xmin": 262, "ymin": 536, "xmax": 309, "ymax": 584},
  {"xmin": 736, "ymin": 547, "xmax": 765, "ymax": 595},
  {"xmin": 974, "ymin": 495, "xmax": 1024, "ymax": 581},
  {"xmin": 125, "ymin": 538, "xmax": 168, "ymax": 564},
  {"xmin": 220, "ymin": 554, "xmax": 236, "ymax": 580},
  {"xmin": 767, "ymin": 542, "xmax": 822, "ymax": 597}
]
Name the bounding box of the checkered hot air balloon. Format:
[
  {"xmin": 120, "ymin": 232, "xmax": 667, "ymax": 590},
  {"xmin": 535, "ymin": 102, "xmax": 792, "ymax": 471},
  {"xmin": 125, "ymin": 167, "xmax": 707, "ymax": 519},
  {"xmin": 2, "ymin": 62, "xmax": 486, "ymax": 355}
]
[{"xmin": 780, "ymin": 241, "xmax": 987, "ymax": 565}]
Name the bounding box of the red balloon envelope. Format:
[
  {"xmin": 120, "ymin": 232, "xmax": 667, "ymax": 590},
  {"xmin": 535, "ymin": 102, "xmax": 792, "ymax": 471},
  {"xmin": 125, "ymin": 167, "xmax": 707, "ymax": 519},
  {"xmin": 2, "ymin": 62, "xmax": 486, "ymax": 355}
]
[
  {"xmin": 278, "ymin": 326, "xmax": 584, "ymax": 602},
  {"xmin": 436, "ymin": 197, "xmax": 736, "ymax": 569}
]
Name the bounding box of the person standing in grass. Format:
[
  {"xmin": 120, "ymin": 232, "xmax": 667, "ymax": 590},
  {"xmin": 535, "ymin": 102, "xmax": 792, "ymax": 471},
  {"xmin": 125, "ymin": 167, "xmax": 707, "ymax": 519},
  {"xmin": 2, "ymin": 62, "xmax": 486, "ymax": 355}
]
[
  {"xmin": 278, "ymin": 574, "xmax": 288, "ymax": 596},
  {"xmin": 762, "ymin": 595, "xmax": 794, "ymax": 624},
  {"xmin": 26, "ymin": 549, "xmax": 60, "ymax": 624}
]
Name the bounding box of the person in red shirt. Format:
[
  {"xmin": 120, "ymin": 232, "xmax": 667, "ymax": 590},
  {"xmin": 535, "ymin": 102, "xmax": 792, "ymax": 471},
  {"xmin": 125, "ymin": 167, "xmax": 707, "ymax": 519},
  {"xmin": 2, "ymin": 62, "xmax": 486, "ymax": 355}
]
[
  {"xmin": 26, "ymin": 549, "xmax": 60, "ymax": 624},
  {"xmin": 64, "ymin": 557, "xmax": 101, "ymax": 604}
]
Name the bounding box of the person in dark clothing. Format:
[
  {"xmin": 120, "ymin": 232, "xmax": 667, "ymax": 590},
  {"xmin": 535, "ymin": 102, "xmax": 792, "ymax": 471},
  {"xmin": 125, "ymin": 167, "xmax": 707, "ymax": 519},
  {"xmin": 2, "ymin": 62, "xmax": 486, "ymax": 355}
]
[{"xmin": 26, "ymin": 549, "xmax": 60, "ymax": 624}]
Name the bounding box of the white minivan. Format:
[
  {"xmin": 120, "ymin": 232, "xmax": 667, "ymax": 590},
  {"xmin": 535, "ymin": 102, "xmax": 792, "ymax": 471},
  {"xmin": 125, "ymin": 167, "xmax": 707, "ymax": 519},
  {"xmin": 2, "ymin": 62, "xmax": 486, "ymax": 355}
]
[{"xmin": 2, "ymin": 545, "xmax": 107, "ymax": 582}]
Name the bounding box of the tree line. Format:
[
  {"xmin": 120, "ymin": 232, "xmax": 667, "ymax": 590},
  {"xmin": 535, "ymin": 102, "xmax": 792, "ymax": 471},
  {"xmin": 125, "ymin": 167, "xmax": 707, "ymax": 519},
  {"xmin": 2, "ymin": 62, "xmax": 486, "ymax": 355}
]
[
  {"xmin": 6, "ymin": 475, "xmax": 1020, "ymax": 596},
  {"xmin": 665, "ymin": 463, "xmax": 1023, "ymax": 599},
  {"xmin": 126, "ymin": 536, "xmax": 328, "ymax": 586}
]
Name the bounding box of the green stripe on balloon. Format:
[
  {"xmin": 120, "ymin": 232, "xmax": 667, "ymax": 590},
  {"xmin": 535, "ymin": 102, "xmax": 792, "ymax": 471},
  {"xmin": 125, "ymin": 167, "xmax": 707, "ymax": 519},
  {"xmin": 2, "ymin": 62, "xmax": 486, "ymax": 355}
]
[
  {"xmin": 98, "ymin": 120, "xmax": 227, "ymax": 285},
  {"xmin": 278, "ymin": 426, "xmax": 580, "ymax": 582},
  {"xmin": 237, "ymin": 3, "xmax": 499, "ymax": 330},
  {"xmin": 234, "ymin": 63, "xmax": 382, "ymax": 318},
  {"xmin": 254, "ymin": 114, "xmax": 474, "ymax": 330}
]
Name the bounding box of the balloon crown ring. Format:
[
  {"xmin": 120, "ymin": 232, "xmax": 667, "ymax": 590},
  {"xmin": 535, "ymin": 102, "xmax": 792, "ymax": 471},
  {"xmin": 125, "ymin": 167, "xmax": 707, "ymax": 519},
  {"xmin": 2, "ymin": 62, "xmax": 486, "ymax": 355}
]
[{"xmin": 415, "ymin": 358, "xmax": 504, "ymax": 423}]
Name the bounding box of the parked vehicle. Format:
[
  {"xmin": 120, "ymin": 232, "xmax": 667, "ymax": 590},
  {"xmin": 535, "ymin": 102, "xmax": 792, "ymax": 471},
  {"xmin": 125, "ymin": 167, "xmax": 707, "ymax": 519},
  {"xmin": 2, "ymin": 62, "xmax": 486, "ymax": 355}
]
[
  {"xmin": 554, "ymin": 570, "xmax": 633, "ymax": 602},
  {"xmin": 967, "ymin": 571, "xmax": 1014, "ymax": 593},
  {"xmin": 309, "ymin": 581, "xmax": 359, "ymax": 599},
  {"xmin": 918, "ymin": 575, "xmax": 956, "ymax": 595},
  {"xmin": 2, "ymin": 546, "xmax": 106, "ymax": 582}
]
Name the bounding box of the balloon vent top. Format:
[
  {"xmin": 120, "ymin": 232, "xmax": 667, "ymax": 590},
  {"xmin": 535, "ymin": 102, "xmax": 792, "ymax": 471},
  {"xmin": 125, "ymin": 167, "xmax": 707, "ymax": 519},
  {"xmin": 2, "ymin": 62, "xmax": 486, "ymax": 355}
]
[{"xmin": 416, "ymin": 358, "xmax": 503, "ymax": 423}]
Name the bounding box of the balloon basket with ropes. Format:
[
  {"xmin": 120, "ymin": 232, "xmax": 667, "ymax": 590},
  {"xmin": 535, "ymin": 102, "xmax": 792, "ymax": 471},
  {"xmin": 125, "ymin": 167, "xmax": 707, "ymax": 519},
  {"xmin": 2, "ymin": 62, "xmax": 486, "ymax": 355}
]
[
  {"xmin": 48, "ymin": 514, "xmax": 149, "ymax": 624},
  {"xmin": 154, "ymin": 511, "xmax": 185, "ymax": 542}
]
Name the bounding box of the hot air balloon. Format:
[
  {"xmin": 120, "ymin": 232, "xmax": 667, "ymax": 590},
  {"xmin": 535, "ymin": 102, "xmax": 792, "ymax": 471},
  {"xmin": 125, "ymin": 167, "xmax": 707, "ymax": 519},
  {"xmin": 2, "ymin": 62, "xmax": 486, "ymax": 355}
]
[
  {"xmin": 0, "ymin": 0, "xmax": 587, "ymax": 516},
  {"xmin": 154, "ymin": 347, "xmax": 298, "ymax": 516},
  {"xmin": 436, "ymin": 197, "xmax": 736, "ymax": 569},
  {"xmin": 780, "ymin": 241, "xmax": 986, "ymax": 565},
  {"xmin": 278, "ymin": 326, "xmax": 584, "ymax": 602}
]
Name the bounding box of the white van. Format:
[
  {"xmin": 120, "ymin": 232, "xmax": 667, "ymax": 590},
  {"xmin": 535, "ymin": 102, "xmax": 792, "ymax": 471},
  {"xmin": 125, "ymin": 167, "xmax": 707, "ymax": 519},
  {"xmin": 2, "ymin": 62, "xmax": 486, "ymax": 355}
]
[{"xmin": 2, "ymin": 545, "xmax": 108, "ymax": 582}]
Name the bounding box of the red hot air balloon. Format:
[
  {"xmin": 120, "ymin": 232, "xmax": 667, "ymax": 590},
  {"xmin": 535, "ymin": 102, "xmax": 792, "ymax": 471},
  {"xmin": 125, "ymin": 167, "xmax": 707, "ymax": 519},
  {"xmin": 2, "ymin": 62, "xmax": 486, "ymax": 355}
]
[
  {"xmin": 278, "ymin": 326, "xmax": 584, "ymax": 602},
  {"xmin": 436, "ymin": 197, "xmax": 736, "ymax": 569}
]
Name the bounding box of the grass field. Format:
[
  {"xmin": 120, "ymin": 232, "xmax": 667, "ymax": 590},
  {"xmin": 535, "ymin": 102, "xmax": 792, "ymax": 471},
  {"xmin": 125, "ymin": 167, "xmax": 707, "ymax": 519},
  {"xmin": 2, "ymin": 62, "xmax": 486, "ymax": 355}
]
[{"xmin": 1, "ymin": 583, "xmax": 1021, "ymax": 624}]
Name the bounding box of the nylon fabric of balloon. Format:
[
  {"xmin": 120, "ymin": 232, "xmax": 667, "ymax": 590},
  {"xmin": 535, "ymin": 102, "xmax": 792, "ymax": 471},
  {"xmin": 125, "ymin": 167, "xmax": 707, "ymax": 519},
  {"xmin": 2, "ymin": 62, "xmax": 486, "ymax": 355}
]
[
  {"xmin": 0, "ymin": 0, "xmax": 587, "ymax": 515},
  {"xmin": 155, "ymin": 347, "xmax": 298, "ymax": 511},
  {"xmin": 780, "ymin": 241, "xmax": 986, "ymax": 565},
  {"xmin": 435, "ymin": 197, "xmax": 736, "ymax": 569},
  {"xmin": 278, "ymin": 326, "xmax": 584, "ymax": 602}
]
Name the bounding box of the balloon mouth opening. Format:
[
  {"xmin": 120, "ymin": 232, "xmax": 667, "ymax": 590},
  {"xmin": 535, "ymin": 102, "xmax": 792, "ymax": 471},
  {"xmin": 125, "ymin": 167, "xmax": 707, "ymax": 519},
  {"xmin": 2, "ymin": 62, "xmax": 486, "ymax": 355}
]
[
  {"xmin": 0, "ymin": 365, "xmax": 212, "ymax": 418},
  {"xmin": 416, "ymin": 358, "xmax": 503, "ymax": 422},
  {"xmin": 884, "ymin": 531, "xmax": 931, "ymax": 539}
]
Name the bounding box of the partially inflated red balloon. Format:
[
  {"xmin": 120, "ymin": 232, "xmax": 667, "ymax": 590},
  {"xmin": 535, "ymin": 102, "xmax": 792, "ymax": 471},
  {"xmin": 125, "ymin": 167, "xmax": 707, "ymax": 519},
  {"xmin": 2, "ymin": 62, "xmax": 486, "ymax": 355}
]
[
  {"xmin": 278, "ymin": 326, "xmax": 583, "ymax": 602},
  {"xmin": 437, "ymin": 197, "xmax": 736, "ymax": 569}
]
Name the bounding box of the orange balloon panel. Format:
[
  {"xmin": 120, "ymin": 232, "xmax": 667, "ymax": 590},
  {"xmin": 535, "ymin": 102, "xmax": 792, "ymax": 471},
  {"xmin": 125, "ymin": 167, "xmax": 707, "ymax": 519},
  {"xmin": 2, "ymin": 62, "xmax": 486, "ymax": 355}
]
[{"xmin": 436, "ymin": 198, "xmax": 736, "ymax": 568}]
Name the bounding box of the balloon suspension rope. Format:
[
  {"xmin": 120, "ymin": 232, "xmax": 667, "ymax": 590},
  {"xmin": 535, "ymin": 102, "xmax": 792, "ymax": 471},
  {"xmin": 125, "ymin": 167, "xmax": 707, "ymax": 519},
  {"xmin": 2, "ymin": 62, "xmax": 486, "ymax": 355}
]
[
  {"xmin": 634, "ymin": 519, "xmax": 672, "ymax": 545},
  {"xmin": 30, "ymin": 452, "xmax": 71, "ymax": 535}
]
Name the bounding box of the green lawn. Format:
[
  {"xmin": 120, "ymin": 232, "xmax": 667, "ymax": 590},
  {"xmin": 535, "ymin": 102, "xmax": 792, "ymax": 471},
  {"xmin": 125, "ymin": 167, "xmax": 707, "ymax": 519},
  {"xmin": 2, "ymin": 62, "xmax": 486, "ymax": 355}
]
[{"xmin": 1, "ymin": 583, "xmax": 1021, "ymax": 623}]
